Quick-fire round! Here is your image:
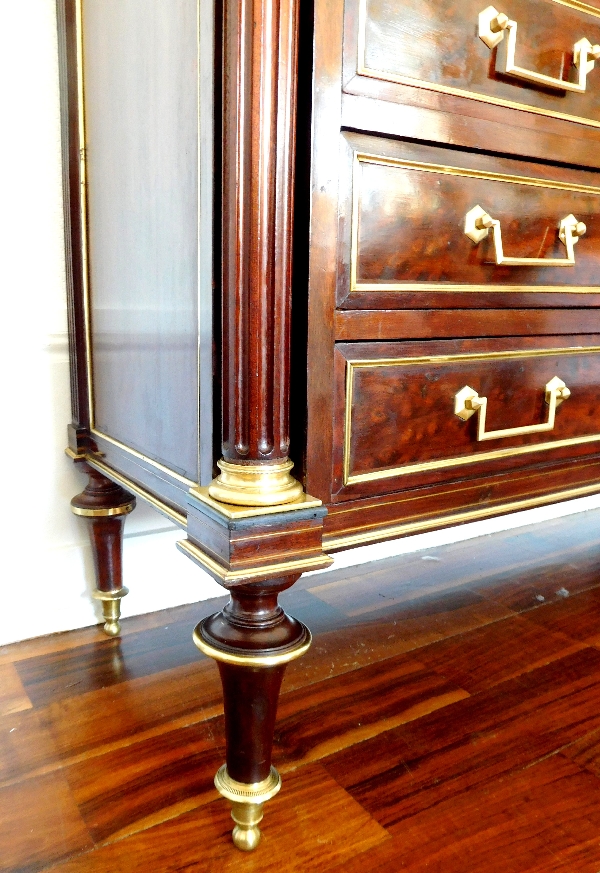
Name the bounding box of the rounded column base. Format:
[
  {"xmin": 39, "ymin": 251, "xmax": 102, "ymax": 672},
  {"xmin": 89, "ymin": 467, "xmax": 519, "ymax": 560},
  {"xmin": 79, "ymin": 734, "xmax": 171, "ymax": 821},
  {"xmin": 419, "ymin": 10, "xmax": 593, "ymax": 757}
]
[{"xmin": 208, "ymin": 459, "xmax": 304, "ymax": 507}]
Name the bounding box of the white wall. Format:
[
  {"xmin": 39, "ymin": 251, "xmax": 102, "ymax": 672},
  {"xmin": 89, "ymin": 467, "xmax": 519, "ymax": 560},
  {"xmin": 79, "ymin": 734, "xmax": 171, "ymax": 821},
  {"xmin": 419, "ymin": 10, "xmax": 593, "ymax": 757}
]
[{"xmin": 2, "ymin": 1, "xmax": 600, "ymax": 647}]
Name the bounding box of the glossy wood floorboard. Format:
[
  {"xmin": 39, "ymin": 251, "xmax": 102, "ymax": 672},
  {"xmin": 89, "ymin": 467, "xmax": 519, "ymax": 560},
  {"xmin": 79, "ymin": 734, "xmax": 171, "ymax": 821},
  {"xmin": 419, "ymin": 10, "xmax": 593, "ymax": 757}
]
[{"xmin": 4, "ymin": 509, "xmax": 600, "ymax": 871}]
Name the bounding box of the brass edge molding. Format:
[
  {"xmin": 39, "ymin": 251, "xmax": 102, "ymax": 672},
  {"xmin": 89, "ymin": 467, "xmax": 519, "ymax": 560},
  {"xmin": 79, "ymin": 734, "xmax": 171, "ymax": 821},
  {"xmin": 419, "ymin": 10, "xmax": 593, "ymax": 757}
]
[
  {"xmin": 177, "ymin": 538, "xmax": 333, "ymax": 582},
  {"xmin": 356, "ymin": 0, "xmax": 600, "ymax": 130},
  {"xmin": 350, "ymin": 152, "xmax": 600, "ymax": 294},
  {"xmin": 208, "ymin": 459, "xmax": 304, "ymax": 507},
  {"xmin": 71, "ymin": 502, "xmax": 135, "ymax": 518},
  {"xmin": 91, "ymin": 428, "xmax": 197, "ymax": 488},
  {"xmin": 84, "ymin": 456, "xmax": 187, "ymax": 527},
  {"xmin": 325, "ymin": 480, "xmax": 600, "ymax": 551},
  {"xmin": 343, "ymin": 346, "xmax": 600, "ymax": 486},
  {"xmin": 64, "ymin": 447, "xmax": 88, "ymax": 461},
  {"xmin": 193, "ymin": 626, "xmax": 312, "ymax": 667},
  {"xmin": 189, "ymin": 485, "xmax": 323, "ymax": 519}
]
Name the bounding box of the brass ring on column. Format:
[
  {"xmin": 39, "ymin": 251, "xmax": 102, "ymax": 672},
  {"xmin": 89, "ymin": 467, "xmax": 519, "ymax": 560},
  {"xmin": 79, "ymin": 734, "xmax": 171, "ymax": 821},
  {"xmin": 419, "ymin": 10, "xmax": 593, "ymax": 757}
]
[
  {"xmin": 70, "ymin": 501, "xmax": 136, "ymax": 517},
  {"xmin": 192, "ymin": 624, "xmax": 312, "ymax": 667}
]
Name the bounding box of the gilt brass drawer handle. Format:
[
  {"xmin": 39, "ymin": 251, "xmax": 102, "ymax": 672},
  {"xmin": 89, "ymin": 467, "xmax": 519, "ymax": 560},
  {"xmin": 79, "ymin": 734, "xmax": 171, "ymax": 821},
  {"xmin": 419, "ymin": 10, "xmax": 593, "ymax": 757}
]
[
  {"xmin": 465, "ymin": 206, "xmax": 586, "ymax": 267},
  {"xmin": 479, "ymin": 5, "xmax": 600, "ymax": 93},
  {"xmin": 454, "ymin": 376, "xmax": 570, "ymax": 441}
]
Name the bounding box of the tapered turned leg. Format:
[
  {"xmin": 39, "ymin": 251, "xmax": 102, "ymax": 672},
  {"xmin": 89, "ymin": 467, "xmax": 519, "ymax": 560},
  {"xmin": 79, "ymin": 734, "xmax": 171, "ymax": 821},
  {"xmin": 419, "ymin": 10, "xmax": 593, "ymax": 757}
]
[
  {"xmin": 71, "ymin": 465, "xmax": 136, "ymax": 635},
  {"xmin": 193, "ymin": 575, "xmax": 311, "ymax": 850}
]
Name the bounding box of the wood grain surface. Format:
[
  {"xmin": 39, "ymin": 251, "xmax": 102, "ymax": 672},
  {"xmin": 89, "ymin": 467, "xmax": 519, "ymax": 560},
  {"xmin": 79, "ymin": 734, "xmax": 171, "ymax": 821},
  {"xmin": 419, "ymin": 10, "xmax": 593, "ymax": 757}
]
[{"xmin": 4, "ymin": 508, "xmax": 600, "ymax": 871}]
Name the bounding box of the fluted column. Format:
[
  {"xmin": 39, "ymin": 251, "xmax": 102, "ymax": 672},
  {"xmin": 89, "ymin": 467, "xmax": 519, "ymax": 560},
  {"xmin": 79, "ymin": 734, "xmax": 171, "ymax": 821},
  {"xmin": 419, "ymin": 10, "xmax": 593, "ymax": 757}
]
[{"xmin": 209, "ymin": 0, "xmax": 303, "ymax": 507}]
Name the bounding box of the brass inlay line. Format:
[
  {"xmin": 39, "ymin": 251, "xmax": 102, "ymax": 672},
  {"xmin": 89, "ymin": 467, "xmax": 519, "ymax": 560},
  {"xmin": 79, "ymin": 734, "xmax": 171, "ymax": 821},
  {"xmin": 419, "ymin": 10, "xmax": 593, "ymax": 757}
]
[
  {"xmin": 350, "ymin": 152, "xmax": 600, "ymax": 294},
  {"xmin": 325, "ymin": 480, "xmax": 600, "ymax": 551},
  {"xmin": 343, "ymin": 346, "xmax": 600, "ymax": 486},
  {"xmin": 542, "ymin": 0, "xmax": 600, "ymax": 20},
  {"xmin": 356, "ymin": 0, "xmax": 600, "ymax": 129},
  {"xmin": 354, "ymin": 152, "xmax": 600, "ymax": 194},
  {"xmin": 233, "ymin": 527, "xmax": 321, "ymax": 543}
]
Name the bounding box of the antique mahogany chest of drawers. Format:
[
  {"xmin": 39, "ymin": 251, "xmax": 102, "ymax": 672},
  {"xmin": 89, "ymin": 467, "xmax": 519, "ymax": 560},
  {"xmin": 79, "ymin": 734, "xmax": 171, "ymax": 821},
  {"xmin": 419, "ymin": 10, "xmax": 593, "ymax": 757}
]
[{"xmin": 60, "ymin": 0, "xmax": 600, "ymax": 852}]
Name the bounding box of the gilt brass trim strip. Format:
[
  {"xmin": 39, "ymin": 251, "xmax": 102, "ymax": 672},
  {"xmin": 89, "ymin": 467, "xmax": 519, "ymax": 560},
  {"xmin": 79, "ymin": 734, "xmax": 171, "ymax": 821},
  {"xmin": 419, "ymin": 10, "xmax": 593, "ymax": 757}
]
[
  {"xmin": 193, "ymin": 627, "xmax": 312, "ymax": 667},
  {"xmin": 83, "ymin": 455, "xmax": 187, "ymax": 527},
  {"xmin": 356, "ymin": 0, "xmax": 600, "ymax": 129},
  {"xmin": 554, "ymin": 0, "xmax": 600, "ymax": 15},
  {"xmin": 177, "ymin": 538, "xmax": 333, "ymax": 582},
  {"xmin": 343, "ymin": 346, "xmax": 600, "ymax": 486},
  {"xmin": 326, "ymin": 480, "xmax": 600, "ymax": 551},
  {"xmin": 350, "ymin": 152, "xmax": 600, "ymax": 294}
]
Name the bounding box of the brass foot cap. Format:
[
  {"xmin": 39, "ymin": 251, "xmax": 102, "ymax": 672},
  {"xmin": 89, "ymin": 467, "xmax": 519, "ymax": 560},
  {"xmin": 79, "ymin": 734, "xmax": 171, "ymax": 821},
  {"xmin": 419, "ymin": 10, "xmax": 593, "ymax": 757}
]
[
  {"xmin": 92, "ymin": 588, "xmax": 129, "ymax": 637},
  {"xmin": 231, "ymin": 800, "xmax": 264, "ymax": 851},
  {"xmin": 215, "ymin": 766, "xmax": 281, "ymax": 852}
]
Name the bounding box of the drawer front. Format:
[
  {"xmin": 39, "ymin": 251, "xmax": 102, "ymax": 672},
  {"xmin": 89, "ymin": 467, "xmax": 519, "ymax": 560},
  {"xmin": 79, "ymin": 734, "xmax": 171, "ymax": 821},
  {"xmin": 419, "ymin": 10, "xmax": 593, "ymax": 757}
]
[
  {"xmin": 347, "ymin": 0, "xmax": 600, "ymax": 130},
  {"xmin": 338, "ymin": 134, "xmax": 600, "ymax": 308},
  {"xmin": 332, "ymin": 336, "xmax": 600, "ymax": 499}
]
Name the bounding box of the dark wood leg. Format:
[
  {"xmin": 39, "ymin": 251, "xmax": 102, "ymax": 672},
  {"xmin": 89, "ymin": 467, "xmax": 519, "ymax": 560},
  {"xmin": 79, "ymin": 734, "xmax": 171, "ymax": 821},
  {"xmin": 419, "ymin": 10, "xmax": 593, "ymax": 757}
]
[
  {"xmin": 71, "ymin": 465, "xmax": 136, "ymax": 636},
  {"xmin": 193, "ymin": 575, "xmax": 310, "ymax": 850}
]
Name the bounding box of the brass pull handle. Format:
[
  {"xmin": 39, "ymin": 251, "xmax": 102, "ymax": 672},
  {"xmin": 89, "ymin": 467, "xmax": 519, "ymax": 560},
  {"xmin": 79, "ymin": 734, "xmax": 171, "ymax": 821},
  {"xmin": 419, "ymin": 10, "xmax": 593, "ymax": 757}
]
[
  {"xmin": 465, "ymin": 206, "xmax": 586, "ymax": 267},
  {"xmin": 454, "ymin": 376, "xmax": 571, "ymax": 441},
  {"xmin": 479, "ymin": 5, "xmax": 600, "ymax": 93}
]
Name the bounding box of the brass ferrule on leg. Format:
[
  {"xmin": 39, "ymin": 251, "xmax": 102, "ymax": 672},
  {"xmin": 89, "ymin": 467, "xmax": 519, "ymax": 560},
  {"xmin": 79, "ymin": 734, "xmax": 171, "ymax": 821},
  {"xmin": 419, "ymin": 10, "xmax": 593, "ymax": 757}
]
[
  {"xmin": 214, "ymin": 764, "xmax": 282, "ymax": 851},
  {"xmin": 208, "ymin": 459, "xmax": 304, "ymax": 507},
  {"xmin": 92, "ymin": 587, "xmax": 129, "ymax": 636}
]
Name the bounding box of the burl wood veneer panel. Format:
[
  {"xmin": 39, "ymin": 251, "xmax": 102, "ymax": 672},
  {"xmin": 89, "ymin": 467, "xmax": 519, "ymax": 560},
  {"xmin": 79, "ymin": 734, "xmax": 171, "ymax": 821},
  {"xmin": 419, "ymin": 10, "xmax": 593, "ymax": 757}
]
[
  {"xmin": 335, "ymin": 335, "xmax": 600, "ymax": 498},
  {"xmin": 337, "ymin": 133, "xmax": 600, "ymax": 309}
]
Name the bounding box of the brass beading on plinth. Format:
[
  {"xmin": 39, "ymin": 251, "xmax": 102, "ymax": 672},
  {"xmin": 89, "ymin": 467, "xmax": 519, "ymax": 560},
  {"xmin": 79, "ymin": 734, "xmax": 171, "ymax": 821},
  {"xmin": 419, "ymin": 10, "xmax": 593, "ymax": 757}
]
[
  {"xmin": 214, "ymin": 764, "xmax": 282, "ymax": 851},
  {"xmin": 208, "ymin": 459, "xmax": 304, "ymax": 507}
]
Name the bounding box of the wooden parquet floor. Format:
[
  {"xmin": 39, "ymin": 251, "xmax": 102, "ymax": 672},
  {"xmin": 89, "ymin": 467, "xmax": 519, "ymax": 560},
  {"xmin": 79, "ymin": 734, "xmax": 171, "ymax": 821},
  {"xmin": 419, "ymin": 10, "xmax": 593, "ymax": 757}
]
[{"xmin": 5, "ymin": 511, "xmax": 600, "ymax": 872}]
